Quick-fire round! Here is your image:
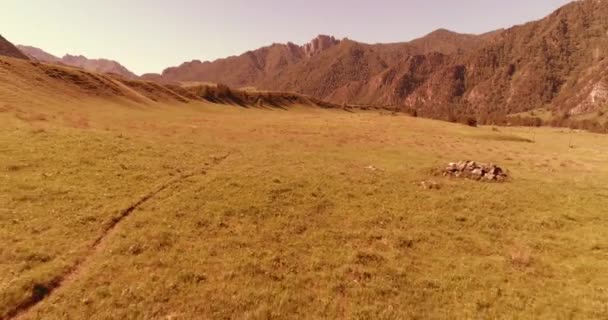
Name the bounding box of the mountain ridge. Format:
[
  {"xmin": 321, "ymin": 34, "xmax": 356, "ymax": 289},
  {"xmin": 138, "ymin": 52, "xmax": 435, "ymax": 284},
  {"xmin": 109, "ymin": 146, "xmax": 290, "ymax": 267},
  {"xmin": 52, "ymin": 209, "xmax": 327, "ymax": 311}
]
[
  {"xmin": 149, "ymin": 0, "xmax": 607, "ymax": 124},
  {"xmin": 4, "ymin": 0, "xmax": 607, "ymax": 127},
  {"xmin": 17, "ymin": 45, "xmax": 138, "ymax": 79},
  {"xmin": 0, "ymin": 35, "xmax": 29, "ymax": 60}
]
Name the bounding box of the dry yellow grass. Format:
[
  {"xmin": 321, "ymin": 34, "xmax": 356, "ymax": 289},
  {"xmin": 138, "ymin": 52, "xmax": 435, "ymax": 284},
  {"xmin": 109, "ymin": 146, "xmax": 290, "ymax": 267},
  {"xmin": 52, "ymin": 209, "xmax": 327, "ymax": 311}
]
[
  {"xmin": 1, "ymin": 97, "xmax": 608, "ymax": 319},
  {"xmin": 1, "ymin": 56, "xmax": 608, "ymax": 319}
]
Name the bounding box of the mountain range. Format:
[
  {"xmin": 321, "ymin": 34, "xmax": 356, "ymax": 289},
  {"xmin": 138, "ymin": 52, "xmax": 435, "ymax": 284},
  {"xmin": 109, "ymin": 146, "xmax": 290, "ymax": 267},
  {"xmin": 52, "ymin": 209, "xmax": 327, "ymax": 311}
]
[
  {"xmin": 144, "ymin": 0, "xmax": 608, "ymax": 122},
  {"xmin": 17, "ymin": 45, "xmax": 137, "ymax": 79},
  {"xmin": 2, "ymin": 0, "xmax": 607, "ymax": 125}
]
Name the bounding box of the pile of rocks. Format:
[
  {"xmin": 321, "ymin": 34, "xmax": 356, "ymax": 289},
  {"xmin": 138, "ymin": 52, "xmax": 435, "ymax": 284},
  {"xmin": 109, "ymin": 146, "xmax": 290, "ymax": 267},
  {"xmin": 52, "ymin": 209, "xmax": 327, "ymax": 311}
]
[{"xmin": 443, "ymin": 160, "xmax": 508, "ymax": 182}]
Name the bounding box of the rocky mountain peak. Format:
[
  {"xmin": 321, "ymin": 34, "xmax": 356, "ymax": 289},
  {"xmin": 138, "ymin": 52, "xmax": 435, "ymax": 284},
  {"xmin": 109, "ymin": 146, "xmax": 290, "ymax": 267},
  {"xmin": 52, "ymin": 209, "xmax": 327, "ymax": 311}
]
[{"xmin": 302, "ymin": 35, "xmax": 340, "ymax": 57}]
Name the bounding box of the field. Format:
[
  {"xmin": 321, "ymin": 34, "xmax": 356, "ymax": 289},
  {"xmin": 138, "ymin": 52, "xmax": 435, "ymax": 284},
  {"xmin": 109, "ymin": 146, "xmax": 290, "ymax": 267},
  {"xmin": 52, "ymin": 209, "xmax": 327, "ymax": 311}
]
[{"xmin": 2, "ymin": 94, "xmax": 608, "ymax": 319}]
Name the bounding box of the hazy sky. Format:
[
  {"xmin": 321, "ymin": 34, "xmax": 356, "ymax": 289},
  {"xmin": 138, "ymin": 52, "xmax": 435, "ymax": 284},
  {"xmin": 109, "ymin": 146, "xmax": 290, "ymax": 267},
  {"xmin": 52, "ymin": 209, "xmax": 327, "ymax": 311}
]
[{"xmin": 3, "ymin": 0, "xmax": 572, "ymax": 75}]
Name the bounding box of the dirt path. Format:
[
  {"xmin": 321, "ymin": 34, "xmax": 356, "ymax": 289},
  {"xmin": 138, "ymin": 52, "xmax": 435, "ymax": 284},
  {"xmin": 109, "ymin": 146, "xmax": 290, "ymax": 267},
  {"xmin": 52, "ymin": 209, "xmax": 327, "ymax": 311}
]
[{"xmin": 4, "ymin": 153, "xmax": 231, "ymax": 320}]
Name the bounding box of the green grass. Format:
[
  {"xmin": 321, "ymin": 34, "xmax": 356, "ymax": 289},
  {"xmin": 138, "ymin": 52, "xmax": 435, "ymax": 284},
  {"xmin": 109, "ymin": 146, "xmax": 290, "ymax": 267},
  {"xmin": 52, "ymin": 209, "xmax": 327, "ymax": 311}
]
[{"xmin": 1, "ymin": 101, "xmax": 608, "ymax": 319}]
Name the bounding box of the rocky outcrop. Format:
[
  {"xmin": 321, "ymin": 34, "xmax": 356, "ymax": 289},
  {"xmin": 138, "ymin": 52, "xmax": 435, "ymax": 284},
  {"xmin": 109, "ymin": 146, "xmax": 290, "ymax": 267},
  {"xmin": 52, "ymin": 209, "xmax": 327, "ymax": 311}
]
[
  {"xmin": 570, "ymin": 80, "xmax": 608, "ymax": 115},
  {"xmin": 443, "ymin": 161, "xmax": 508, "ymax": 182},
  {"xmin": 302, "ymin": 35, "xmax": 340, "ymax": 57}
]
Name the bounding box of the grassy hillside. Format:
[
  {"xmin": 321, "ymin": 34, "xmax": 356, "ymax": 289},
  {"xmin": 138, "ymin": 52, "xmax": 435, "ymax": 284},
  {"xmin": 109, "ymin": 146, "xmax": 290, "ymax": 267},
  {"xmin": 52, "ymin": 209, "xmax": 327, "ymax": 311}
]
[{"xmin": 2, "ymin": 68, "xmax": 608, "ymax": 319}]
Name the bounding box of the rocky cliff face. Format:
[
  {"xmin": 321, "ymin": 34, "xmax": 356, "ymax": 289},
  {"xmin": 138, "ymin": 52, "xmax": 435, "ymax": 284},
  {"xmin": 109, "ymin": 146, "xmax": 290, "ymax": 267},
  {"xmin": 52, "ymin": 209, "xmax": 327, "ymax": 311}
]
[{"xmin": 410, "ymin": 0, "xmax": 608, "ymax": 120}]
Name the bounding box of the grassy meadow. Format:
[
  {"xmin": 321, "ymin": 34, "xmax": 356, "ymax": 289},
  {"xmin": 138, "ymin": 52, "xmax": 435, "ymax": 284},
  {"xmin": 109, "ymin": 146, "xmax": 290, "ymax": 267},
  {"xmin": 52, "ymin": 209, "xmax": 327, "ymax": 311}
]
[{"xmin": 1, "ymin": 99, "xmax": 608, "ymax": 319}]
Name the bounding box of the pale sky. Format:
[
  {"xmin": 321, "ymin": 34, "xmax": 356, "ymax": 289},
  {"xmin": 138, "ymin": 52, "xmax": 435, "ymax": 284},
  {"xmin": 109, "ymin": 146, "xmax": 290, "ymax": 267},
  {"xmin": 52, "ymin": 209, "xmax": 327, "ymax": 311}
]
[{"xmin": 2, "ymin": 0, "xmax": 572, "ymax": 75}]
